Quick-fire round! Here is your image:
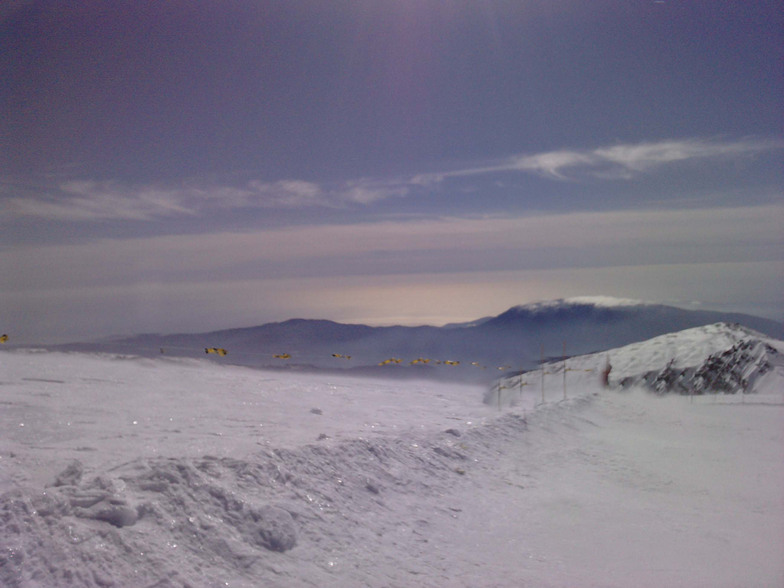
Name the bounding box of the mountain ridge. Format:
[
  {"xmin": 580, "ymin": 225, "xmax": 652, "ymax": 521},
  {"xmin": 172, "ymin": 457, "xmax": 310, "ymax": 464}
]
[{"xmin": 53, "ymin": 298, "xmax": 783, "ymax": 381}]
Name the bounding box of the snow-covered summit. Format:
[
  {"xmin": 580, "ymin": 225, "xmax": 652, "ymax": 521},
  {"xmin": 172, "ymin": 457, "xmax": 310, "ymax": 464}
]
[
  {"xmin": 564, "ymin": 295, "xmax": 649, "ymax": 307},
  {"xmin": 509, "ymin": 296, "xmax": 649, "ymax": 313}
]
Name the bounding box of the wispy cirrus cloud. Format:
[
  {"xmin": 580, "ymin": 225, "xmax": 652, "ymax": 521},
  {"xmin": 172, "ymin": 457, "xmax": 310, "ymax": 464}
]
[
  {"xmin": 416, "ymin": 137, "xmax": 784, "ymax": 182},
  {"xmin": 2, "ymin": 175, "xmax": 412, "ymax": 223},
  {"xmin": 591, "ymin": 138, "xmax": 782, "ymax": 175},
  {"xmin": 339, "ymin": 177, "xmax": 411, "ymax": 205},
  {"xmin": 2, "ymin": 137, "xmax": 780, "ymax": 223},
  {"xmin": 3, "ymin": 180, "xmax": 196, "ymax": 221},
  {"xmin": 2, "ymin": 178, "xmax": 329, "ymax": 222}
]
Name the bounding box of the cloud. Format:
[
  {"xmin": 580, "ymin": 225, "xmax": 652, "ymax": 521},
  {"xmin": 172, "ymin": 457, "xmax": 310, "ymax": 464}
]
[
  {"xmin": 3, "ymin": 180, "xmax": 194, "ymax": 221},
  {"xmin": 337, "ymin": 178, "xmax": 411, "ymax": 205},
  {"xmin": 4, "ymin": 180, "xmax": 198, "ymax": 221},
  {"xmin": 591, "ymin": 138, "xmax": 781, "ymax": 174},
  {"xmin": 2, "ymin": 178, "xmax": 330, "ymax": 222},
  {"xmin": 243, "ymin": 180, "xmax": 324, "ymax": 207},
  {"xmin": 419, "ymin": 137, "xmax": 784, "ymax": 182},
  {"xmin": 2, "ymin": 137, "xmax": 780, "ymax": 223},
  {"xmin": 2, "ymin": 174, "xmax": 415, "ymax": 223},
  {"xmin": 509, "ymin": 150, "xmax": 597, "ymax": 179}
]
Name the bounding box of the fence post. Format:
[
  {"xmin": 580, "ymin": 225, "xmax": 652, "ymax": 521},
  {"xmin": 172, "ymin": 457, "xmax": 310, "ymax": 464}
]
[
  {"xmin": 562, "ymin": 341, "xmax": 567, "ymax": 401},
  {"xmin": 540, "ymin": 344, "xmax": 545, "ymax": 404}
]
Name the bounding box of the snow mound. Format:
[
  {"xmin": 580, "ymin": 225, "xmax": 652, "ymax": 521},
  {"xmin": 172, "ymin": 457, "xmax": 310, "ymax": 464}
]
[
  {"xmin": 0, "ymin": 349, "xmax": 494, "ymax": 586},
  {"xmin": 0, "ymin": 420, "xmax": 519, "ymax": 587}
]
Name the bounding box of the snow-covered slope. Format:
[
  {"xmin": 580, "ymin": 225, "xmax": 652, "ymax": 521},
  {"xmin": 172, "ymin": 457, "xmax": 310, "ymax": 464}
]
[
  {"xmin": 600, "ymin": 322, "xmax": 781, "ymax": 382},
  {"xmin": 591, "ymin": 322, "xmax": 783, "ymax": 395},
  {"xmin": 1, "ymin": 341, "xmax": 783, "ymax": 587},
  {"xmin": 492, "ymin": 322, "xmax": 783, "ymax": 407},
  {"xmin": 613, "ymin": 329, "xmax": 783, "ymax": 395}
]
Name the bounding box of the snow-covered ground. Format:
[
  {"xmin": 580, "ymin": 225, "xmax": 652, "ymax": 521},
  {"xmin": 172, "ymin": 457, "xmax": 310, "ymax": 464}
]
[{"xmin": 1, "ymin": 324, "xmax": 783, "ymax": 587}]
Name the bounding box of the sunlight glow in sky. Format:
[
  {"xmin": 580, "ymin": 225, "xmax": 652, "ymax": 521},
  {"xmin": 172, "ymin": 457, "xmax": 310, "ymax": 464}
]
[{"xmin": 1, "ymin": 1, "xmax": 782, "ymax": 343}]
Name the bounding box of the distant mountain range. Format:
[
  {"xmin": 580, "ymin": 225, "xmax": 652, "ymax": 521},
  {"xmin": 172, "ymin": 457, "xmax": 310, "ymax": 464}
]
[{"xmin": 57, "ymin": 297, "xmax": 783, "ymax": 381}]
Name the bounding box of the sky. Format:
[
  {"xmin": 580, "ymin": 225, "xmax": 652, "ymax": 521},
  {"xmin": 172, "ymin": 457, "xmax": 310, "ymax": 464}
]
[{"xmin": 1, "ymin": 0, "xmax": 782, "ymax": 344}]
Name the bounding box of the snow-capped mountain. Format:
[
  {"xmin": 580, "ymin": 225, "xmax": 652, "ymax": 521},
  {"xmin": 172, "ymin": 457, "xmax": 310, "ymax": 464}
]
[{"xmin": 52, "ymin": 298, "xmax": 783, "ymax": 380}]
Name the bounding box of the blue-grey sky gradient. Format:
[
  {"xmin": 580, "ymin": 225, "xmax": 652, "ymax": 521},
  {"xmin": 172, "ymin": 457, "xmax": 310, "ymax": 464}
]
[{"xmin": 1, "ymin": 1, "xmax": 782, "ymax": 343}]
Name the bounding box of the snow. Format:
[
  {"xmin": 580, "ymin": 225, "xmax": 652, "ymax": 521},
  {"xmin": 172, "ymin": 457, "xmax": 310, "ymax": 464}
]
[
  {"xmin": 1, "ymin": 326, "xmax": 783, "ymax": 587},
  {"xmin": 561, "ymin": 295, "xmax": 649, "ymax": 307},
  {"xmin": 600, "ymin": 322, "xmax": 779, "ymax": 379},
  {"xmin": 0, "ymin": 351, "xmax": 490, "ymax": 489},
  {"xmin": 511, "ymin": 296, "xmax": 649, "ymax": 313},
  {"xmin": 491, "ymin": 323, "xmax": 783, "ymax": 407}
]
